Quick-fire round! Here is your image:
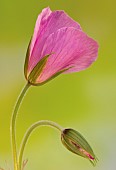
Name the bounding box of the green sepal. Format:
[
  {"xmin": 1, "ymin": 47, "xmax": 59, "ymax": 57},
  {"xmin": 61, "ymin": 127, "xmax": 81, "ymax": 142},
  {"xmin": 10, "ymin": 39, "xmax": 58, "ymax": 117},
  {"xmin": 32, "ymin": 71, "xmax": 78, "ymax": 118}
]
[
  {"xmin": 24, "ymin": 39, "xmax": 31, "ymax": 79},
  {"xmin": 37, "ymin": 68, "xmax": 70, "ymax": 86},
  {"xmin": 61, "ymin": 128, "xmax": 98, "ymax": 166},
  {"xmin": 28, "ymin": 54, "xmax": 51, "ymax": 85}
]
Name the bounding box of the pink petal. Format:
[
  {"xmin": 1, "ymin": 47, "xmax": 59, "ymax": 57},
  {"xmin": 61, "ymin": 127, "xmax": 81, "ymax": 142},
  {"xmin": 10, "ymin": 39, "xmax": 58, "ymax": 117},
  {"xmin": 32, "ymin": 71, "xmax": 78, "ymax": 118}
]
[
  {"xmin": 36, "ymin": 27, "xmax": 98, "ymax": 83},
  {"xmin": 30, "ymin": 7, "xmax": 52, "ymax": 57},
  {"xmin": 28, "ymin": 8, "xmax": 81, "ymax": 74}
]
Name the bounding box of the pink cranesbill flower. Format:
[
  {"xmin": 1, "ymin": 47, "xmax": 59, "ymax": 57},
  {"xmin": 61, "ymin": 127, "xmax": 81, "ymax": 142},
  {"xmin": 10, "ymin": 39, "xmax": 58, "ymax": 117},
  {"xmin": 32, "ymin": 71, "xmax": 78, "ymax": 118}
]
[{"xmin": 24, "ymin": 7, "xmax": 99, "ymax": 85}]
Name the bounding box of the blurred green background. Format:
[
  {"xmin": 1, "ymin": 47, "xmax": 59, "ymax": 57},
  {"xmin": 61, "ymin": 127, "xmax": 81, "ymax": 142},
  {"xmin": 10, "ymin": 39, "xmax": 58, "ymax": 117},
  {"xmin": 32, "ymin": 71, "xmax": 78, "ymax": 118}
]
[{"xmin": 0, "ymin": 0, "xmax": 116, "ymax": 170}]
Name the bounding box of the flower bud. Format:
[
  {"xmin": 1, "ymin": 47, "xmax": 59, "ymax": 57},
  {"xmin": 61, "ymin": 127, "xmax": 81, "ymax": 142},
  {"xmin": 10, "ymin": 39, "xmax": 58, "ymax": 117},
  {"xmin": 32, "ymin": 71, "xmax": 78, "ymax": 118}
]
[{"xmin": 61, "ymin": 128, "xmax": 97, "ymax": 166}]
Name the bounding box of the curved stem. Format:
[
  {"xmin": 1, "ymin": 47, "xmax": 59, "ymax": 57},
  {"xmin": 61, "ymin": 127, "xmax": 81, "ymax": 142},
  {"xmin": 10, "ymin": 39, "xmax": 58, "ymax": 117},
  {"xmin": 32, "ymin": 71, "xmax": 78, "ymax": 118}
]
[
  {"xmin": 11, "ymin": 83, "xmax": 31, "ymax": 170},
  {"xmin": 18, "ymin": 120, "xmax": 63, "ymax": 170}
]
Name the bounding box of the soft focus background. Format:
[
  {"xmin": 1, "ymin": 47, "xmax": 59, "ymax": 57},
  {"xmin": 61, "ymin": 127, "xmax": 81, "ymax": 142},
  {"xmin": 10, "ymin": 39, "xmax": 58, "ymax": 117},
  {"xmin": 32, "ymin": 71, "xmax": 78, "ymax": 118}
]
[{"xmin": 0, "ymin": 0, "xmax": 116, "ymax": 170}]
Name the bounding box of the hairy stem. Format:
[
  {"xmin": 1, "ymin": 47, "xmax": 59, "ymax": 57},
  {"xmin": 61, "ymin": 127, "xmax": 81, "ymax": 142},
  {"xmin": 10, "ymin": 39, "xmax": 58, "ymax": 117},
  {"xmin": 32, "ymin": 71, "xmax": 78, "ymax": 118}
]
[
  {"xmin": 18, "ymin": 120, "xmax": 63, "ymax": 170},
  {"xmin": 11, "ymin": 83, "xmax": 30, "ymax": 170}
]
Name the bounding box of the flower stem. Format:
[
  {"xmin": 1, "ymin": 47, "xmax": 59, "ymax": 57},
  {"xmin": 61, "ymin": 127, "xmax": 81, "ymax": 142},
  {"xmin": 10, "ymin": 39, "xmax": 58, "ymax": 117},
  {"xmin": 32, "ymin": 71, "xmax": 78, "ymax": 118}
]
[
  {"xmin": 11, "ymin": 83, "xmax": 31, "ymax": 170},
  {"xmin": 18, "ymin": 120, "xmax": 63, "ymax": 170}
]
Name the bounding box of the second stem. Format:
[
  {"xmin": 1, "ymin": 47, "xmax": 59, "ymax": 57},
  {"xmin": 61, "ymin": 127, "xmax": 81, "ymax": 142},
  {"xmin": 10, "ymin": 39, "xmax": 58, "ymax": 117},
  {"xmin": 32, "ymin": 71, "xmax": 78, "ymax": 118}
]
[{"xmin": 18, "ymin": 120, "xmax": 63, "ymax": 170}]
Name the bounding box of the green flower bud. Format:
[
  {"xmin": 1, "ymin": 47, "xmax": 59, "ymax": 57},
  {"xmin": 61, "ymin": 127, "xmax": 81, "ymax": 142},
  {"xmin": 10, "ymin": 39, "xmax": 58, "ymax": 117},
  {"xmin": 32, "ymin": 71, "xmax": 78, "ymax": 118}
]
[{"xmin": 61, "ymin": 128, "xmax": 98, "ymax": 166}]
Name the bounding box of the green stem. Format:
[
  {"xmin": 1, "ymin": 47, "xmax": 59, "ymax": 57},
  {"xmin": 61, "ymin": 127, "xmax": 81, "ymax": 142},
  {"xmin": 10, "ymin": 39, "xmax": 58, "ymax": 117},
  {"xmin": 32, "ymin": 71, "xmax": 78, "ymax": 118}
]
[
  {"xmin": 18, "ymin": 120, "xmax": 63, "ymax": 170},
  {"xmin": 11, "ymin": 83, "xmax": 31, "ymax": 170}
]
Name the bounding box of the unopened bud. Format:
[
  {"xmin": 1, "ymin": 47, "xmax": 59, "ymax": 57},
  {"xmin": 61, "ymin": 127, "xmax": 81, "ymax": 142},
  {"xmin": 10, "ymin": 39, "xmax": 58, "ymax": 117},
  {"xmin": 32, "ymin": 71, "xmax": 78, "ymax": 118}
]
[{"xmin": 61, "ymin": 128, "xmax": 98, "ymax": 166}]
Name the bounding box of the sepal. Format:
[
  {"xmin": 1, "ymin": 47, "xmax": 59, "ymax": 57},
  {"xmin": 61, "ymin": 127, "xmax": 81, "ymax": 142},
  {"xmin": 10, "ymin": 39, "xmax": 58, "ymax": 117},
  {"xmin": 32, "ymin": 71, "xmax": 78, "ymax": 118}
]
[
  {"xmin": 24, "ymin": 39, "xmax": 31, "ymax": 79},
  {"xmin": 28, "ymin": 54, "xmax": 51, "ymax": 85}
]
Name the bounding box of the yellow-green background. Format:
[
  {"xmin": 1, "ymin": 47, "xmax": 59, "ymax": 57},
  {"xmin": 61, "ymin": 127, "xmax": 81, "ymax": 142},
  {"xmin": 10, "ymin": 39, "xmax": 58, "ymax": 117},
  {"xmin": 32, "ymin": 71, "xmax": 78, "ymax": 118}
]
[{"xmin": 0, "ymin": 0, "xmax": 116, "ymax": 170}]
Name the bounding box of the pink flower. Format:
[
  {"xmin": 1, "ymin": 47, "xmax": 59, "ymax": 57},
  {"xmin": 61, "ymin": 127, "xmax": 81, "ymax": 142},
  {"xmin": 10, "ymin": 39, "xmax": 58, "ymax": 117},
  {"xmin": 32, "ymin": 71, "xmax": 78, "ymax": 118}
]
[{"xmin": 24, "ymin": 7, "xmax": 99, "ymax": 85}]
